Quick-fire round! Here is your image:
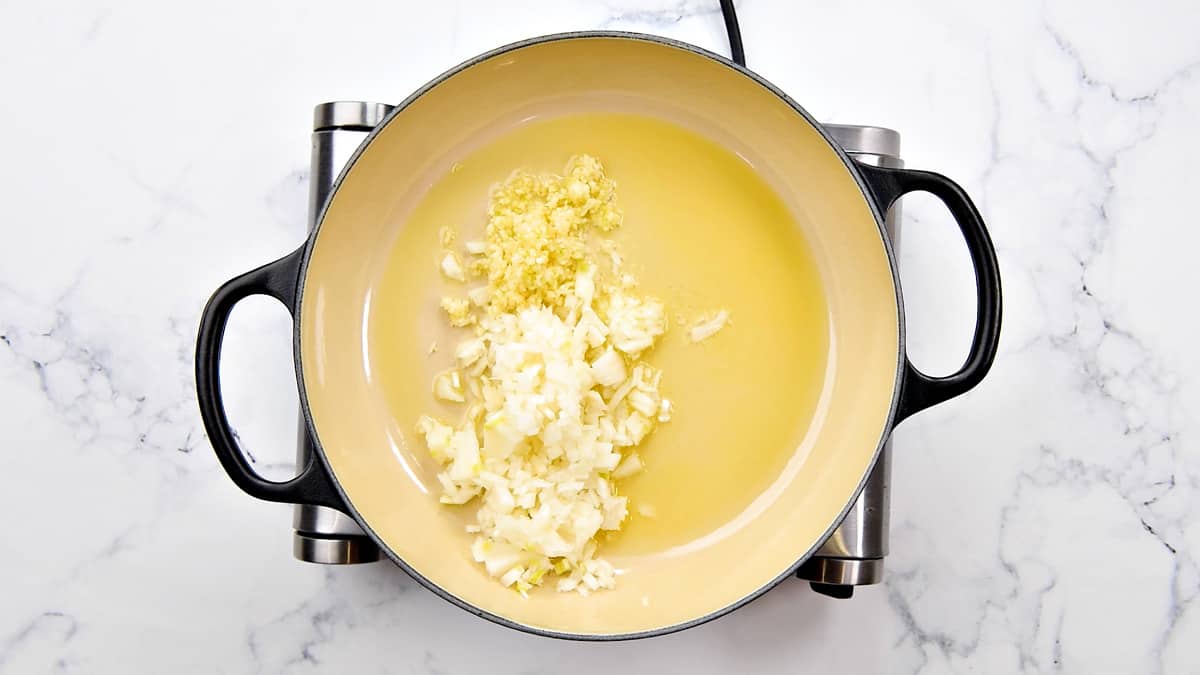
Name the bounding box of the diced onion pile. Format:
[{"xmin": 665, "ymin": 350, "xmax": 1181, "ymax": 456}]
[
  {"xmin": 417, "ymin": 155, "xmax": 679, "ymax": 595},
  {"xmin": 418, "ymin": 156, "xmax": 729, "ymax": 595}
]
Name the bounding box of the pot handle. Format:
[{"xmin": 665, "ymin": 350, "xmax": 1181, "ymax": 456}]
[
  {"xmin": 194, "ymin": 247, "xmax": 349, "ymax": 513},
  {"xmin": 855, "ymin": 163, "xmax": 1002, "ymax": 425}
]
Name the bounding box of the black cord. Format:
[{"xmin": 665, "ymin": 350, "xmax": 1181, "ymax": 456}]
[{"xmin": 719, "ymin": 0, "xmax": 746, "ymax": 67}]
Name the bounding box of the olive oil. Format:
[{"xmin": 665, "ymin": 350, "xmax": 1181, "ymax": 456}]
[{"xmin": 368, "ymin": 113, "xmax": 829, "ymax": 558}]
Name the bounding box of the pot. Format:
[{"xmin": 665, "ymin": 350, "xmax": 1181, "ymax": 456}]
[{"xmin": 196, "ymin": 32, "xmax": 1001, "ymax": 639}]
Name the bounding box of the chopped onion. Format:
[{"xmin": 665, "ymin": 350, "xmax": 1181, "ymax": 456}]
[
  {"xmin": 612, "ymin": 452, "xmax": 643, "ymax": 479},
  {"xmin": 658, "ymin": 398, "xmax": 673, "ymax": 423},
  {"xmin": 455, "ymin": 338, "xmax": 486, "ymax": 368},
  {"xmin": 440, "ymin": 251, "xmax": 466, "ymax": 282},
  {"xmin": 467, "ymin": 285, "xmax": 491, "ymax": 307},
  {"xmin": 432, "ymin": 369, "xmax": 465, "ymax": 402},
  {"xmin": 417, "ymin": 155, "xmax": 678, "ymax": 595},
  {"xmin": 689, "ymin": 310, "xmax": 729, "ymax": 342},
  {"xmin": 590, "ymin": 349, "xmax": 626, "ymax": 387}
]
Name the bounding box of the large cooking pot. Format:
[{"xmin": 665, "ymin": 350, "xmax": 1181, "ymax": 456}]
[{"xmin": 196, "ymin": 33, "xmax": 1000, "ymax": 639}]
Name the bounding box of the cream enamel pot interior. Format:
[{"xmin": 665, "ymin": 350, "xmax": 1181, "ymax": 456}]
[{"xmin": 196, "ymin": 33, "xmax": 1001, "ymax": 639}]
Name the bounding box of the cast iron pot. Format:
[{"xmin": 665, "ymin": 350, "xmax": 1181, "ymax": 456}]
[{"xmin": 196, "ymin": 33, "xmax": 1001, "ymax": 639}]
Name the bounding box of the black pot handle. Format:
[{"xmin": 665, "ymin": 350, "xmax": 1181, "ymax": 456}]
[
  {"xmin": 194, "ymin": 247, "xmax": 349, "ymax": 513},
  {"xmin": 855, "ymin": 163, "xmax": 1002, "ymax": 426}
]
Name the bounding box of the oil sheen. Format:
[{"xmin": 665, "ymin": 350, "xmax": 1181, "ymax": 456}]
[{"xmin": 368, "ymin": 112, "xmax": 829, "ymax": 558}]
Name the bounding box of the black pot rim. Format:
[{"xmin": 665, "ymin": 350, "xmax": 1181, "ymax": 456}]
[{"xmin": 292, "ymin": 30, "xmax": 906, "ymax": 641}]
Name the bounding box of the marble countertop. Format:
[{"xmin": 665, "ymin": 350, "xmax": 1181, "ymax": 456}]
[{"xmin": 3, "ymin": 0, "xmax": 1198, "ymax": 672}]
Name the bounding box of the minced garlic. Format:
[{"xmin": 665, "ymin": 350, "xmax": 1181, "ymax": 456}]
[
  {"xmin": 482, "ymin": 154, "xmax": 623, "ymax": 315},
  {"xmin": 417, "ymin": 155, "xmax": 672, "ymax": 596},
  {"xmin": 440, "ymin": 251, "xmax": 466, "ymax": 282}
]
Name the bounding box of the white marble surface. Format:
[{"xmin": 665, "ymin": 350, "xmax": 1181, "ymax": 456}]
[{"xmin": 2, "ymin": 0, "xmax": 1198, "ymax": 672}]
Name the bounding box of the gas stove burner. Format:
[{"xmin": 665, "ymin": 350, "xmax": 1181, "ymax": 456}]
[{"xmin": 290, "ymin": 101, "xmax": 903, "ymax": 600}]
